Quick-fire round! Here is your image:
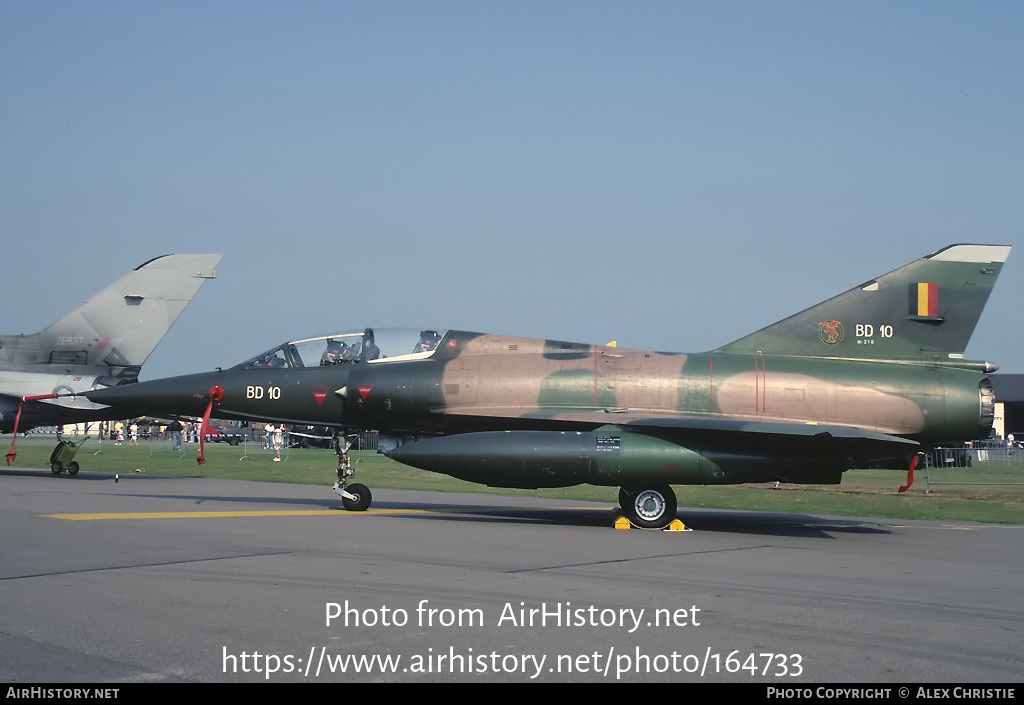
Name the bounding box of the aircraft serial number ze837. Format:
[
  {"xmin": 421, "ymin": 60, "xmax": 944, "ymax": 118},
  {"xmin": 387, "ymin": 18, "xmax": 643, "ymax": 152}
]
[{"xmin": 86, "ymin": 244, "xmax": 1010, "ymax": 529}]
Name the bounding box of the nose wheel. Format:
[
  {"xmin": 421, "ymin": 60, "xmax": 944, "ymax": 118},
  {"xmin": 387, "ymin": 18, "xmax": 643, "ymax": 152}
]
[{"xmin": 338, "ymin": 482, "xmax": 372, "ymax": 511}]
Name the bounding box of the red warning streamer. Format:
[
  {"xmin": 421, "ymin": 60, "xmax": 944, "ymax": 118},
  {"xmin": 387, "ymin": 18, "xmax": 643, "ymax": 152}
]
[
  {"xmin": 196, "ymin": 385, "xmax": 225, "ymax": 466},
  {"xmin": 898, "ymin": 453, "xmax": 920, "ymax": 493},
  {"xmin": 6, "ymin": 394, "xmax": 59, "ymax": 465}
]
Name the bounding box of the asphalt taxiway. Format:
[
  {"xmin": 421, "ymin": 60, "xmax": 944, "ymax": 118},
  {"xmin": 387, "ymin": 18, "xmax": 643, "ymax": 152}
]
[{"xmin": 1, "ymin": 466, "xmax": 1021, "ymax": 683}]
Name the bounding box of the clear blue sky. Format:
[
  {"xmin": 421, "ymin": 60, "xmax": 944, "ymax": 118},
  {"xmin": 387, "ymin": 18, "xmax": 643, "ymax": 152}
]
[{"xmin": 2, "ymin": 1, "xmax": 1021, "ymax": 379}]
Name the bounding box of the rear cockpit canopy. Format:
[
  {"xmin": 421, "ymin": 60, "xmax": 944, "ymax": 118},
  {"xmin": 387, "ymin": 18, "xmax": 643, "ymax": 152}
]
[{"xmin": 237, "ymin": 328, "xmax": 446, "ymax": 370}]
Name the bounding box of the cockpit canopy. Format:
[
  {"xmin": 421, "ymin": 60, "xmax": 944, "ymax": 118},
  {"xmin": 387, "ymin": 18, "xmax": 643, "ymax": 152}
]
[{"xmin": 237, "ymin": 328, "xmax": 446, "ymax": 370}]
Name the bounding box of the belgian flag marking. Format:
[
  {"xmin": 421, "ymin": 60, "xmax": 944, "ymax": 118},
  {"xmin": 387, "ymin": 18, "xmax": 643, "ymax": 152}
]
[{"xmin": 909, "ymin": 282, "xmax": 938, "ymax": 317}]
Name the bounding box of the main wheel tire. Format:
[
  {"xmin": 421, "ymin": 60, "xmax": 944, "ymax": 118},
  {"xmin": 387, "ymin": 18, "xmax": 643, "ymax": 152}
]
[
  {"xmin": 67, "ymin": 461, "xmax": 80, "ymax": 476},
  {"xmin": 341, "ymin": 483, "xmax": 372, "ymax": 511},
  {"xmin": 619, "ymin": 485, "xmax": 677, "ymax": 530},
  {"xmin": 51, "ymin": 462, "xmax": 63, "ymax": 475}
]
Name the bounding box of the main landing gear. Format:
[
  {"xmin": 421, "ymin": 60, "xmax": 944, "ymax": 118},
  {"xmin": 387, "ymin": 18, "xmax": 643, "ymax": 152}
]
[
  {"xmin": 330, "ymin": 431, "xmax": 372, "ymax": 511},
  {"xmin": 618, "ymin": 485, "xmax": 677, "ymax": 530}
]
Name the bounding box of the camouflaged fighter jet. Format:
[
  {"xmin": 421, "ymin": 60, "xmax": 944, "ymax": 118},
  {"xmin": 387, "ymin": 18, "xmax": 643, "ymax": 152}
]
[
  {"xmin": 1, "ymin": 254, "xmax": 222, "ymax": 436},
  {"xmin": 85, "ymin": 244, "xmax": 1009, "ymax": 528}
]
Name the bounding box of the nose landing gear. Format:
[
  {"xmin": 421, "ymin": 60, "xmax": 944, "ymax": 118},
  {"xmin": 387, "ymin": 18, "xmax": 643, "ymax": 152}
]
[{"xmin": 330, "ymin": 431, "xmax": 372, "ymax": 511}]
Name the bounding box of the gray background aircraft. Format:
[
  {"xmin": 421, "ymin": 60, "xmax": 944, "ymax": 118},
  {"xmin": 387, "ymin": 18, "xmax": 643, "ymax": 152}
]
[{"xmin": 0, "ymin": 253, "xmax": 222, "ymax": 433}]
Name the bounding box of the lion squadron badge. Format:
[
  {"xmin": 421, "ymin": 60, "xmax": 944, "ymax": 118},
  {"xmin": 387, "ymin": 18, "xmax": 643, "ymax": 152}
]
[{"xmin": 818, "ymin": 320, "xmax": 844, "ymax": 345}]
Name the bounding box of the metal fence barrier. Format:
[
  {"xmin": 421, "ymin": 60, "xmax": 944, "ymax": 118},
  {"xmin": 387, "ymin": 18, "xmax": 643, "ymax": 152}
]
[{"xmin": 923, "ymin": 440, "xmax": 1024, "ymax": 492}]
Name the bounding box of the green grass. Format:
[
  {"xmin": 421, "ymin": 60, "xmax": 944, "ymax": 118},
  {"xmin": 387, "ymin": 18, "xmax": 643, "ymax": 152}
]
[{"xmin": 8, "ymin": 434, "xmax": 1024, "ymax": 524}]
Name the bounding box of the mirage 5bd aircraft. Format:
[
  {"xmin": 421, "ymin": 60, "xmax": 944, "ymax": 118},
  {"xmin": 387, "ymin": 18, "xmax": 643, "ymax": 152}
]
[
  {"xmin": 1, "ymin": 254, "xmax": 222, "ymax": 437},
  {"xmin": 86, "ymin": 244, "xmax": 1009, "ymax": 529}
]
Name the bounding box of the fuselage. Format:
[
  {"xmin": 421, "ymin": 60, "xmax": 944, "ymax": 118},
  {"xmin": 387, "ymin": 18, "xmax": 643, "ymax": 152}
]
[{"xmin": 86, "ymin": 330, "xmax": 993, "ymax": 449}]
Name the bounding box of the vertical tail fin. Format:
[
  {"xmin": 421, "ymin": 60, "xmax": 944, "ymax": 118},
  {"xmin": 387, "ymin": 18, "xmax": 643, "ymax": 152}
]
[
  {"xmin": 8, "ymin": 254, "xmax": 222, "ymax": 376},
  {"xmin": 713, "ymin": 244, "xmax": 1010, "ymax": 362}
]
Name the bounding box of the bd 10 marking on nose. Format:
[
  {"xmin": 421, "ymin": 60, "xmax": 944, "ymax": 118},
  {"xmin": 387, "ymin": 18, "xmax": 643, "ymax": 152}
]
[{"xmin": 247, "ymin": 385, "xmax": 282, "ymax": 400}]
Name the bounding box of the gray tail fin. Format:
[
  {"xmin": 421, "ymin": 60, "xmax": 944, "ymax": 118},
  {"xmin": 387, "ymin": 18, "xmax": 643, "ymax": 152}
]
[
  {"xmin": 31, "ymin": 254, "xmax": 222, "ymax": 376},
  {"xmin": 712, "ymin": 244, "xmax": 1011, "ymax": 363}
]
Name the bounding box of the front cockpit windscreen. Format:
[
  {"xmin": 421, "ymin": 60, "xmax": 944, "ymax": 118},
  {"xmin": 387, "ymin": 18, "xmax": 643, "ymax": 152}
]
[{"xmin": 238, "ymin": 328, "xmax": 446, "ymax": 370}]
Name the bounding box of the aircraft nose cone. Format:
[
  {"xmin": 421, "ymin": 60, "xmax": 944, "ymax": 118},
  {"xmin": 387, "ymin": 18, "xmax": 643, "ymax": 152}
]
[{"xmin": 85, "ymin": 372, "xmax": 225, "ymax": 418}]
